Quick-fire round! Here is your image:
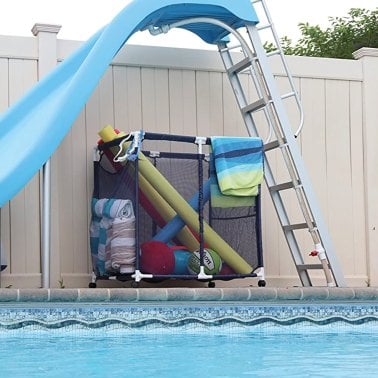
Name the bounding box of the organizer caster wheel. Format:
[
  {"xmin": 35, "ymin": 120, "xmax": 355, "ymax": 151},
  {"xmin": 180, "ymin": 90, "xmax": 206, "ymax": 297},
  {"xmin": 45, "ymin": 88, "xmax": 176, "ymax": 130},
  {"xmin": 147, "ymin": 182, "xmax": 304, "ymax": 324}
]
[
  {"xmin": 131, "ymin": 281, "xmax": 140, "ymax": 288},
  {"xmin": 88, "ymin": 282, "xmax": 97, "ymax": 288},
  {"xmin": 208, "ymin": 281, "xmax": 216, "ymax": 288},
  {"xmin": 258, "ymin": 280, "xmax": 266, "ymax": 287}
]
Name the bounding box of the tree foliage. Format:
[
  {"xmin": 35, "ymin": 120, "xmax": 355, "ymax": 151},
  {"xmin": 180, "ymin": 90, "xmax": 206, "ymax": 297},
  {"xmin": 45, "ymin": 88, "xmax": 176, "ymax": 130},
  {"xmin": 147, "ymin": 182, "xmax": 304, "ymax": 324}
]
[{"xmin": 265, "ymin": 8, "xmax": 378, "ymax": 59}]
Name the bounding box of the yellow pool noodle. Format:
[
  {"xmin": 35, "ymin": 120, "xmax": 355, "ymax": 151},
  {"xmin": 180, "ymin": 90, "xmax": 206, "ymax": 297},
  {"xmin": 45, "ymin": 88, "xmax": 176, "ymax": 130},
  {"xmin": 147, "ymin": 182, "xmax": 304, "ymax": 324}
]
[
  {"xmin": 137, "ymin": 153, "xmax": 253, "ymax": 274},
  {"xmin": 137, "ymin": 172, "xmax": 199, "ymax": 251},
  {"xmin": 99, "ymin": 125, "xmax": 124, "ymax": 141},
  {"xmin": 98, "ymin": 125, "xmax": 127, "ymax": 160}
]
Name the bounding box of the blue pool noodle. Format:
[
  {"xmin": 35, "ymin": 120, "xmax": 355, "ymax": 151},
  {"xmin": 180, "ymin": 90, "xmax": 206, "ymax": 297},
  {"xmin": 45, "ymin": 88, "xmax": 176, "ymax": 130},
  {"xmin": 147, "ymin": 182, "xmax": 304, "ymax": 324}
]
[{"xmin": 153, "ymin": 179, "xmax": 211, "ymax": 244}]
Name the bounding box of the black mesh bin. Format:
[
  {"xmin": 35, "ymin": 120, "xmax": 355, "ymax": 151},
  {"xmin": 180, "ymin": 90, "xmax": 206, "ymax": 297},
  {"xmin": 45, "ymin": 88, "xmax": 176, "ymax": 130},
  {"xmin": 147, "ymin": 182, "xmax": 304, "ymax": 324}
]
[{"xmin": 89, "ymin": 131, "xmax": 265, "ymax": 287}]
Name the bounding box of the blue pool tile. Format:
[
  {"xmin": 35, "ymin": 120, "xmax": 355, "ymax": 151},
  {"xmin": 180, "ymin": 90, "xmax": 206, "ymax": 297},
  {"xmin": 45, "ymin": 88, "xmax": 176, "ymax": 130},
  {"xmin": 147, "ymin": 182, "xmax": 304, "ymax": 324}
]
[{"xmin": 0, "ymin": 301, "xmax": 378, "ymax": 332}]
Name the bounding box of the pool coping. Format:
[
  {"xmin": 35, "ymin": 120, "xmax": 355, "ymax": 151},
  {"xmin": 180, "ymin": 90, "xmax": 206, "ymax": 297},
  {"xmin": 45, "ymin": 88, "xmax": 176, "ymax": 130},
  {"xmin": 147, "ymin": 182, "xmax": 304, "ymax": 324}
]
[{"xmin": 0, "ymin": 287, "xmax": 377, "ymax": 303}]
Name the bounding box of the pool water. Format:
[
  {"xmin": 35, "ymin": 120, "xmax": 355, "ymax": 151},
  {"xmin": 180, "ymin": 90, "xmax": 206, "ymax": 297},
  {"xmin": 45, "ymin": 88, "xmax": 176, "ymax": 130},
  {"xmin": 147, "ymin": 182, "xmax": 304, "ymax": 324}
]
[{"xmin": 1, "ymin": 328, "xmax": 378, "ymax": 377}]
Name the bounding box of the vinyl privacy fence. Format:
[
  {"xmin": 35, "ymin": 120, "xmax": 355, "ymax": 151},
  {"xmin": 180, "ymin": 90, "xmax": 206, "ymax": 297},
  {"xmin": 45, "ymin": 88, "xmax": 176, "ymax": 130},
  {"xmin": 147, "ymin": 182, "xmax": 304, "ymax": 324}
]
[{"xmin": 1, "ymin": 27, "xmax": 377, "ymax": 288}]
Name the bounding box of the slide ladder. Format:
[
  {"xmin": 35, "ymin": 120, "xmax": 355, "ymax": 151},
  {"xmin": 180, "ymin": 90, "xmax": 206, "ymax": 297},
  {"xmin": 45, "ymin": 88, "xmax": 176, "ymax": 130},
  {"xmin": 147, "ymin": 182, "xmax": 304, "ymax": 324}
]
[{"xmin": 216, "ymin": 0, "xmax": 346, "ymax": 287}]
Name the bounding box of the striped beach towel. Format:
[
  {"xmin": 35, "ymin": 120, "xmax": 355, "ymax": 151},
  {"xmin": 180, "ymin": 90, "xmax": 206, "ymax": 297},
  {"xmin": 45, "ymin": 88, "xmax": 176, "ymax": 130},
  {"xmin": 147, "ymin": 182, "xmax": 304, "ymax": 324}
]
[
  {"xmin": 90, "ymin": 198, "xmax": 135, "ymax": 275},
  {"xmin": 210, "ymin": 156, "xmax": 256, "ymax": 208},
  {"xmin": 211, "ymin": 136, "xmax": 263, "ymax": 197},
  {"xmin": 110, "ymin": 211, "xmax": 136, "ymax": 274}
]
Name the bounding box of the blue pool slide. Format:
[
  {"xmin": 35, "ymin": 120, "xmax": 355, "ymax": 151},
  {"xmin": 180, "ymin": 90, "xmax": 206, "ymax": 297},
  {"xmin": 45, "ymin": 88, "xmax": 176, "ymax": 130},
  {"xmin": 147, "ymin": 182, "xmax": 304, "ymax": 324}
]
[{"xmin": 0, "ymin": 0, "xmax": 258, "ymax": 207}]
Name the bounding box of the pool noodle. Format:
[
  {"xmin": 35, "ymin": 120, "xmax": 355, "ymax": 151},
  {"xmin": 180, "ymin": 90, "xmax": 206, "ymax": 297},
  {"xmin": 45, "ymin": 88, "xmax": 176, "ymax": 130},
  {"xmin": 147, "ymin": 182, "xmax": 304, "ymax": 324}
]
[
  {"xmin": 123, "ymin": 167, "xmax": 182, "ymax": 246},
  {"xmin": 153, "ymin": 179, "xmax": 211, "ymax": 243},
  {"xmin": 137, "ymin": 154, "xmax": 253, "ymax": 274},
  {"xmin": 98, "ymin": 126, "xmax": 126, "ymax": 172},
  {"xmin": 137, "ymin": 173, "xmax": 200, "ymax": 252},
  {"xmin": 138, "ymin": 188, "xmax": 166, "ymax": 228}
]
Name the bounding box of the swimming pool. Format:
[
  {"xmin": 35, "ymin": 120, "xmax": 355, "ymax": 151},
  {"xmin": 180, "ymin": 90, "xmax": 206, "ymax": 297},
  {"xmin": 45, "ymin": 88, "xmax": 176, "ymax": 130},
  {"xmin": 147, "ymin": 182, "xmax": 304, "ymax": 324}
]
[
  {"xmin": 1, "ymin": 328, "xmax": 378, "ymax": 377},
  {"xmin": 0, "ymin": 299, "xmax": 378, "ymax": 377}
]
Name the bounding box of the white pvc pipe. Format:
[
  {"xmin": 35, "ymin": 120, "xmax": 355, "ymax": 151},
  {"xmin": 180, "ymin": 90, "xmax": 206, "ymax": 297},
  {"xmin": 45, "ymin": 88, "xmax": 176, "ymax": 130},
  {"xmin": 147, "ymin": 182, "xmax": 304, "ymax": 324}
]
[
  {"xmin": 0, "ymin": 208, "xmax": 2, "ymax": 278},
  {"xmin": 41, "ymin": 159, "xmax": 51, "ymax": 288}
]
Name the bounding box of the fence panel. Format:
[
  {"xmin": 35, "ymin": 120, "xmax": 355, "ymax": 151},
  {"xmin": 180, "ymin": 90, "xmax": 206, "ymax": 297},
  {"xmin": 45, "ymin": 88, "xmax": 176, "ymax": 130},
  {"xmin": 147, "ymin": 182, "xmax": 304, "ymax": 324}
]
[{"xmin": 0, "ymin": 36, "xmax": 369, "ymax": 287}]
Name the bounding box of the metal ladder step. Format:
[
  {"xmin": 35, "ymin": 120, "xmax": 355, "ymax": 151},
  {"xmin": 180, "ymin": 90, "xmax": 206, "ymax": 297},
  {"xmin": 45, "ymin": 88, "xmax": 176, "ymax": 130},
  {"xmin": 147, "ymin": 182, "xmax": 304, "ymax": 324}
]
[
  {"xmin": 227, "ymin": 57, "xmax": 252, "ymax": 74},
  {"xmin": 263, "ymin": 140, "xmax": 283, "ymax": 151},
  {"xmin": 256, "ymin": 23, "xmax": 272, "ymax": 32},
  {"xmin": 219, "ymin": 44, "xmax": 242, "ymax": 53},
  {"xmin": 297, "ymin": 264, "xmax": 325, "ymax": 270},
  {"xmin": 282, "ymin": 223, "xmax": 313, "ymax": 232},
  {"xmin": 241, "ymin": 98, "xmax": 267, "ymax": 114},
  {"xmin": 269, "ymin": 181, "xmax": 294, "ymax": 192}
]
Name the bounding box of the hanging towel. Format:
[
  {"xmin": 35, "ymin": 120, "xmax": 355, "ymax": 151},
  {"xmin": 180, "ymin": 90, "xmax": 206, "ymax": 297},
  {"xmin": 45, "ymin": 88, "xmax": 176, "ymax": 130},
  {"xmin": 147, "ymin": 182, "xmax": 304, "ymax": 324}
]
[
  {"xmin": 211, "ymin": 136, "xmax": 263, "ymax": 197},
  {"xmin": 209, "ymin": 156, "xmax": 256, "ymax": 208}
]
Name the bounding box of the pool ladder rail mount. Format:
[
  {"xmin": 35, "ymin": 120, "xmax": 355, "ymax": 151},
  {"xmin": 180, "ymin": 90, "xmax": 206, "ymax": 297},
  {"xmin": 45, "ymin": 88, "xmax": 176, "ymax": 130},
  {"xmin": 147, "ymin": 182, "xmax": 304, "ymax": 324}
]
[{"xmin": 215, "ymin": 0, "xmax": 346, "ymax": 287}]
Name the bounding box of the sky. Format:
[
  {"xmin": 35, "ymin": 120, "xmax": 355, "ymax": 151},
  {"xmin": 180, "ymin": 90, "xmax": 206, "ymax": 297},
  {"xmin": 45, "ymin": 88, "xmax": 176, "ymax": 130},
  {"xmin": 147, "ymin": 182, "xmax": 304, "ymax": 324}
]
[{"xmin": 0, "ymin": 0, "xmax": 377, "ymax": 48}]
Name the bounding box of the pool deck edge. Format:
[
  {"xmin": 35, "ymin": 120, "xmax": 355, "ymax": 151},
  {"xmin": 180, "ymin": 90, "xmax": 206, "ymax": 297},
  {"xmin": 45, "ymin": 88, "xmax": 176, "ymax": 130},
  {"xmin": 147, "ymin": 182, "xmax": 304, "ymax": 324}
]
[{"xmin": 0, "ymin": 287, "xmax": 377, "ymax": 303}]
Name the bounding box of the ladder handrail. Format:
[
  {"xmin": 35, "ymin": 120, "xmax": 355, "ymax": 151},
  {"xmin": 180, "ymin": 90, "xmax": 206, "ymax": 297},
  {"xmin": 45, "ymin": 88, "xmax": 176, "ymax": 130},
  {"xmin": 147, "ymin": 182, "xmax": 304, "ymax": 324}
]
[
  {"xmin": 251, "ymin": 0, "xmax": 304, "ymax": 137},
  {"xmin": 148, "ymin": 12, "xmax": 301, "ymax": 141},
  {"xmin": 149, "ymin": 16, "xmax": 275, "ymax": 143},
  {"xmin": 148, "ymin": 17, "xmax": 254, "ymax": 61},
  {"xmin": 148, "ymin": 1, "xmax": 304, "ymax": 137}
]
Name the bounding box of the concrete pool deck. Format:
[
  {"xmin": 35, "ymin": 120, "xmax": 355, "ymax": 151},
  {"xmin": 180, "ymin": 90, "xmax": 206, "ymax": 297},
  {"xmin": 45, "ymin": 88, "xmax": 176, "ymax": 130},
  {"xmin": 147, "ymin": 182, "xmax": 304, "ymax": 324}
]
[{"xmin": 0, "ymin": 287, "xmax": 377, "ymax": 303}]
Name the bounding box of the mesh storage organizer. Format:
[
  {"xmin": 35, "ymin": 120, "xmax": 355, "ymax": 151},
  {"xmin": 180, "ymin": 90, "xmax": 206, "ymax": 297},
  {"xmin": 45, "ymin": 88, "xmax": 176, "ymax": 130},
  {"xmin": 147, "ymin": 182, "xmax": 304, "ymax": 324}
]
[{"xmin": 89, "ymin": 131, "xmax": 265, "ymax": 287}]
